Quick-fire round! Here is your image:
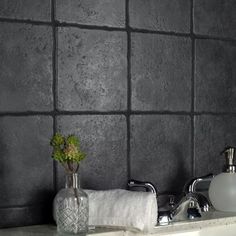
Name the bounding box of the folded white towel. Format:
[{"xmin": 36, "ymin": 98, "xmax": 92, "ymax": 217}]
[{"xmin": 85, "ymin": 189, "xmax": 157, "ymax": 232}]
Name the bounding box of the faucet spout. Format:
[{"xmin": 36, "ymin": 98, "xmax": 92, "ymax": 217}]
[{"xmin": 171, "ymin": 193, "xmax": 201, "ymax": 222}]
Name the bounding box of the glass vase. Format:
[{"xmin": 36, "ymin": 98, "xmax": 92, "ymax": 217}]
[{"xmin": 53, "ymin": 173, "xmax": 89, "ymax": 235}]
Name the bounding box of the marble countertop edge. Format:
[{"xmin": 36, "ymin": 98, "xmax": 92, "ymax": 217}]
[{"xmin": 1, "ymin": 212, "xmax": 236, "ymax": 236}]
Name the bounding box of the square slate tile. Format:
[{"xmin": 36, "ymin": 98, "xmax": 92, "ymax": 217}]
[
  {"xmin": 56, "ymin": 0, "xmax": 125, "ymax": 27},
  {"xmin": 131, "ymin": 33, "xmax": 191, "ymax": 111},
  {"xmin": 0, "ymin": 0, "xmax": 51, "ymax": 21},
  {"xmin": 0, "ymin": 23, "xmax": 53, "ymax": 112},
  {"xmin": 129, "ymin": 0, "xmax": 190, "ymax": 33},
  {"xmin": 195, "ymin": 39, "xmax": 236, "ymax": 112},
  {"xmin": 0, "ymin": 116, "xmax": 53, "ymax": 207},
  {"xmin": 194, "ymin": 115, "xmax": 236, "ymax": 176},
  {"xmin": 56, "ymin": 115, "xmax": 127, "ymax": 190},
  {"xmin": 0, "ymin": 205, "xmax": 52, "ymax": 228},
  {"xmin": 130, "ymin": 115, "xmax": 192, "ymax": 194},
  {"xmin": 58, "ymin": 27, "xmax": 127, "ymax": 111},
  {"xmin": 194, "ymin": 0, "xmax": 236, "ymax": 39}
]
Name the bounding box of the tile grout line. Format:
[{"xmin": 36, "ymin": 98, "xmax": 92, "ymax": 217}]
[
  {"xmin": 0, "ymin": 17, "xmax": 51, "ymax": 25},
  {"xmin": 190, "ymin": 0, "xmax": 195, "ymax": 177},
  {"xmin": 126, "ymin": 0, "xmax": 131, "ymax": 183},
  {"xmin": 2, "ymin": 111, "xmax": 236, "ymax": 116},
  {"xmin": 51, "ymin": 0, "xmax": 58, "ymax": 194},
  {"xmin": 194, "ymin": 34, "xmax": 236, "ymax": 43},
  {"xmin": 0, "ymin": 17, "xmax": 236, "ymax": 43}
]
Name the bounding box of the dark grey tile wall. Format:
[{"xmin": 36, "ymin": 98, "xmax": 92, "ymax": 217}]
[
  {"xmin": 131, "ymin": 115, "xmax": 191, "ymax": 193},
  {"xmin": 0, "ymin": 116, "xmax": 53, "ymax": 207},
  {"xmin": 0, "ymin": 23, "xmax": 53, "ymax": 112},
  {"xmin": 0, "ymin": 0, "xmax": 235, "ymax": 228},
  {"xmin": 57, "ymin": 27, "xmax": 127, "ymax": 111},
  {"xmin": 195, "ymin": 39, "xmax": 236, "ymax": 112},
  {"xmin": 194, "ymin": 0, "xmax": 236, "ymax": 39},
  {"xmin": 129, "ymin": 0, "xmax": 190, "ymax": 33},
  {"xmin": 0, "ymin": 0, "xmax": 51, "ymax": 21},
  {"xmin": 56, "ymin": 0, "xmax": 126, "ymax": 27},
  {"xmin": 131, "ymin": 33, "xmax": 191, "ymax": 111}
]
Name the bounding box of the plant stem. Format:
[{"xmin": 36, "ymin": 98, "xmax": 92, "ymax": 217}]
[
  {"xmin": 67, "ymin": 161, "xmax": 73, "ymax": 173},
  {"xmin": 75, "ymin": 164, "xmax": 79, "ymax": 173},
  {"xmin": 74, "ymin": 187, "xmax": 80, "ymax": 209},
  {"xmin": 61, "ymin": 162, "xmax": 71, "ymax": 173}
]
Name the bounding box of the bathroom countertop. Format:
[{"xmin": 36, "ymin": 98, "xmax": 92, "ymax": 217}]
[
  {"xmin": 148, "ymin": 211, "xmax": 236, "ymax": 235},
  {"xmin": 1, "ymin": 211, "xmax": 236, "ymax": 236},
  {"xmin": 0, "ymin": 225, "xmax": 124, "ymax": 236}
]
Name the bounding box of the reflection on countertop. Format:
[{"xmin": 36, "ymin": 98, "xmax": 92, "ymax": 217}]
[{"xmin": 1, "ymin": 211, "xmax": 236, "ymax": 236}]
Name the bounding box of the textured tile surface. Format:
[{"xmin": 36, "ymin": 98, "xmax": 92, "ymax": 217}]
[
  {"xmin": 58, "ymin": 27, "xmax": 127, "ymax": 111},
  {"xmin": 194, "ymin": 115, "xmax": 236, "ymax": 176},
  {"xmin": 0, "ymin": 0, "xmax": 51, "ymax": 21},
  {"xmin": 0, "ymin": 205, "xmax": 53, "ymax": 228},
  {"xmin": 56, "ymin": 115, "xmax": 127, "ymax": 190},
  {"xmin": 129, "ymin": 0, "xmax": 190, "ymax": 33},
  {"xmin": 194, "ymin": 0, "xmax": 236, "ymax": 39},
  {"xmin": 131, "ymin": 33, "xmax": 191, "ymax": 111},
  {"xmin": 0, "ymin": 23, "xmax": 53, "ymax": 112},
  {"xmin": 130, "ymin": 115, "xmax": 191, "ymax": 193},
  {"xmin": 0, "ymin": 116, "xmax": 53, "ymax": 207},
  {"xmin": 56, "ymin": 0, "xmax": 125, "ymax": 27},
  {"xmin": 195, "ymin": 39, "xmax": 236, "ymax": 112}
]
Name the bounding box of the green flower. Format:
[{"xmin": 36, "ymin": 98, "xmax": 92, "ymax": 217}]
[
  {"xmin": 52, "ymin": 148, "xmax": 65, "ymax": 162},
  {"xmin": 50, "ymin": 133, "xmax": 64, "ymax": 147},
  {"xmin": 50, "ymin": 133, "xmax": 86, "ymax": 170},
  {"xmin": 64, "ymin": 143, "xmax": 86, "ymax": 163},
  {"xmin": 66, "ymin": 135, "xmax": 80, "ymax": 147}
]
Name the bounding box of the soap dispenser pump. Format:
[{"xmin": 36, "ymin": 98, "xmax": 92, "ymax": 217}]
[{"xmin": 209, "ymin": 147, "xmax": 236, "ymax": 212}]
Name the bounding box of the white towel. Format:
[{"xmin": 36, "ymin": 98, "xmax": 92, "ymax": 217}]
[{"xmin": 85, "ymin": 189, "xmax": 157, "ymax": 232}]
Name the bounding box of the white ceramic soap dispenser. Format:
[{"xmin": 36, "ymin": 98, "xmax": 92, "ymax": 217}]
[{"xmin": 209, "ymin": 147, "xmax": 236, "ymax": 212}]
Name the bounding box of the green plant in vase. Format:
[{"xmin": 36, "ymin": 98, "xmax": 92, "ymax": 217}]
[
  {"xmin": 50, "ymin": 133, "xmax": 88, "ymax": 236},
  {"xmin": 51, "ymin": 133, "xmax": 86, "ymax": 174}
]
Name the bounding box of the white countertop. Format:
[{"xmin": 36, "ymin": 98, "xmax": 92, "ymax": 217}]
[
  {"xmin": 1, "ymin": 211, "xmax": 236, "ymax": 236},
  {"xmin": 0, "ymin": 225, "xmax": 124, "ymax": 236},
  {"xmin": 147, "ymin": 211, "xmax": 236, "ymax": 235}
]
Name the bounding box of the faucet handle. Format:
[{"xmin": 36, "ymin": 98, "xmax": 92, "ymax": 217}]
[
  {"xmin": 128, "ymin": 179, "xmax": 158, "ymax": 196},
  {"xmin": 184, "ymin": 173, "xmax": 214, "ymax": 194}
]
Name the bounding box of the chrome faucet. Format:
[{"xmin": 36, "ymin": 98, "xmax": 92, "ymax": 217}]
[
  {"xmin": 184, "ymin": 173, "xmax": 214, "ymax": 213},
  {"xmin": 157, "ymin": 192, "xmax": 202, "ymax": 225},
  {"xmin": 128, "ymin": 179, "xmax": 157, "ymax": 195},
  {"xmin": 128, "ymin": 173, "xmax": 214, "ymax": 226}
]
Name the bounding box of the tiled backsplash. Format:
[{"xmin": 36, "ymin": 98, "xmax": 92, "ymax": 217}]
[{"xmin": 0, "ymin": 0, "xmax": 235, "ymax": 228}]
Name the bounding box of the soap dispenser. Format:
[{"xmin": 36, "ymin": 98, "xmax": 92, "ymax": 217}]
[{"xmin": 209, "ymin": 147, "xmax": 236, "ymax": 212}]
